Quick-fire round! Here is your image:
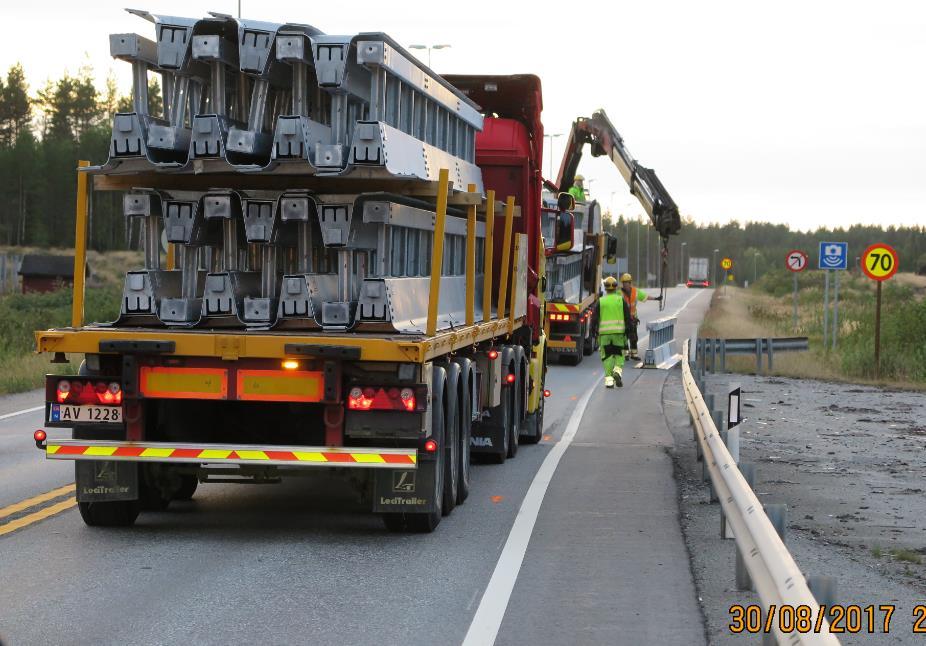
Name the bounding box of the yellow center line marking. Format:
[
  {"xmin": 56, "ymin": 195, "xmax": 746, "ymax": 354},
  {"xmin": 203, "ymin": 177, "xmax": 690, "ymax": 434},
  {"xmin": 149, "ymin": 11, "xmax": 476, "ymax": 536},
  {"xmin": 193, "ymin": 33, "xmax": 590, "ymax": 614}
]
[
  {"xmin": 0, "ymin": 497, "xmax": 76, "ymax": 537},
  {"xmin": 0, "ymin": 483, "xmax": 75, "ymax": 521}
]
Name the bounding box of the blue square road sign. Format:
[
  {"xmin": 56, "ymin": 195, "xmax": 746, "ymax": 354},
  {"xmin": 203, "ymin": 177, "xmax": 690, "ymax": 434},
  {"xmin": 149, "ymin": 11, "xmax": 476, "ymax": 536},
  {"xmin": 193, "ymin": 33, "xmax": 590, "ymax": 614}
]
[{"xmin": 818, "ymin": 241, "xmax": 848, "ymax": 270}]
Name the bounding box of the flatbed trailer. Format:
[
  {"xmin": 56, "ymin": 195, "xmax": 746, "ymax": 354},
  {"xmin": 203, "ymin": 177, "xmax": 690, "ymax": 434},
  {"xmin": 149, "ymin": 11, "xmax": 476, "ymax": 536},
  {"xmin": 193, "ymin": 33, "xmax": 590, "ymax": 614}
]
[{"xmin": 33, "ymin": 23, "xmax": 568, "ymax": 534}]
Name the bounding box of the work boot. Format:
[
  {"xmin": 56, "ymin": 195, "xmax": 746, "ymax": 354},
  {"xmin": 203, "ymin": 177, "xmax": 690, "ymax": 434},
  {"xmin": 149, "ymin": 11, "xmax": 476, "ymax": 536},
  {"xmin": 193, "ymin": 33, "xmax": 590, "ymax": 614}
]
[
  {"xmin": 629, "ymin": 351, "xmax": 640, "ymax": 361},
  {"xmin": 614, "ymin": 369, "xmax": 623, "ymax": 388},
  {"xmin": 605, "ymin": 376, "xmax": 615, "ymax": 388}
]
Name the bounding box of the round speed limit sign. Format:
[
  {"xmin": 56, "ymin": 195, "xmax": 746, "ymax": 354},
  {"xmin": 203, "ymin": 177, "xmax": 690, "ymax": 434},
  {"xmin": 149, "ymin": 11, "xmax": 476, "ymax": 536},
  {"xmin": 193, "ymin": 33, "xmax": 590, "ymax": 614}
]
[
  {"xmin": 721, "ymin": 257, "xmax": 733, "ymax": 270},
  {"xmin": 861, "ymin": 243, "xmax": 899, "ymax": 281}
]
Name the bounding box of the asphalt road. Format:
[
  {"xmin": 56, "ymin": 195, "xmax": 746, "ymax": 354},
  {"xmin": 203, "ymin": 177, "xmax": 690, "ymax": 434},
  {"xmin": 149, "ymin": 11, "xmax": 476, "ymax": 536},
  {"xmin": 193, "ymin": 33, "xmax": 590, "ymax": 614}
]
[{"xmin": 0, "ymin": 287, "xmax": 711, "ymax": 646}]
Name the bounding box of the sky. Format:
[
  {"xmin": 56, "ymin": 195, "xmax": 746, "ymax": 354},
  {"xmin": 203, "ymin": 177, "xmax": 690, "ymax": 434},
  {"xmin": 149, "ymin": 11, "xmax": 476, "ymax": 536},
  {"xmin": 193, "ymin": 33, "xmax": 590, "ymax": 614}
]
[{"xmin": 2, "ymin": 0, "xmax": 924, "ymax": 231}]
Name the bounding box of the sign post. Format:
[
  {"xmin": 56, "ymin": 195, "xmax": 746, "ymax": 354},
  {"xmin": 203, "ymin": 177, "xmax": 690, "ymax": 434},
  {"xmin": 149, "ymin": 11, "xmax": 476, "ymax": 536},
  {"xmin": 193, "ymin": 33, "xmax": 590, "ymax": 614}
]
[
  {"xmin": 818, "ymin": 242, "xmax": 848, "ymax": 349},
  {"xmin": 721, "ymin": 257, "xmax": 733, "ymax": 296},
  {"xmin": 785, "ymin": 250, "xmax": 808, "ymax": 330},
  {"xmin": 861, "ymin": 243, "xmax": 899, "ymax": 381}
]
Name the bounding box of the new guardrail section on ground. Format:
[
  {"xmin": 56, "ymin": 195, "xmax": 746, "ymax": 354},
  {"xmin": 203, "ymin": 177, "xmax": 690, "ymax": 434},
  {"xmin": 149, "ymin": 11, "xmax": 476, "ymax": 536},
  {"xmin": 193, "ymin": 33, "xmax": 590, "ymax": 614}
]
[{"xmin": 681, "ymin": 343, "xmax": 839, "ymax": 645}]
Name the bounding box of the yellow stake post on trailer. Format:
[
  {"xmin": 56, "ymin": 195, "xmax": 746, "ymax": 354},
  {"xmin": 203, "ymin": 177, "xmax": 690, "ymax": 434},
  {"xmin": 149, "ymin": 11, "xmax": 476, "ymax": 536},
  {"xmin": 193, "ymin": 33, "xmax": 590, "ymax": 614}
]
[
  {"xmin": 426, "ymin": 169, "xmax": 451, "ymax": 336},
  {"xmin": 71, "ymin": 161, "xmax": 90, "ymax": 328},
  {"xmin": 482, "ymin": 190, "xmax": 495, "ymax": 323},
  {"xmin": 496, "ymin": 196, "xmax": 515, "ymax": 321},
  {"xmin": 465, "ymin": 183, "xmax": 478, "ymax": 326}
]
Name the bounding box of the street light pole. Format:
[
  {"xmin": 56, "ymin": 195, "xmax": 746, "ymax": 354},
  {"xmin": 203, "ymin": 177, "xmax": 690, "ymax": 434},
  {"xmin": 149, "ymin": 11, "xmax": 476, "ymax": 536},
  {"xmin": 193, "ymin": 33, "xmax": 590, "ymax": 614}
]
[
  {"xmin": 754, "ymin": 252, "xmax": 759, "ymax": 285},
  {"xmin": 712, "ymin": 249, "xmax": 719, "ymax": 287},
  {"xmin": 544, "ymin": 133, "xmax": 562, "ymax": 180},
  {"xmin": 408, "ymin": 44, "xmax": 452, "ymax": 68}
]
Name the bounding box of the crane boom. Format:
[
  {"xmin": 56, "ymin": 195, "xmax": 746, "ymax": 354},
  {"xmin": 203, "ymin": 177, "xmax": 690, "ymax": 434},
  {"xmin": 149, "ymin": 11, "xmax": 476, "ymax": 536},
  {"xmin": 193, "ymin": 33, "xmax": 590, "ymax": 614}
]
[{"xmin": 555, "ymin": 109, "xmax": 681, "ymax": 238}]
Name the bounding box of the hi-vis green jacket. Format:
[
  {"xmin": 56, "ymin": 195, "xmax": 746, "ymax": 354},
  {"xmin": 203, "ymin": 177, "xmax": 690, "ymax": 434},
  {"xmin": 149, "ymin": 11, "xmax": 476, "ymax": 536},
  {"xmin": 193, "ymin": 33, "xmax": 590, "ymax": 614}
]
[{"xmin": 599, "ymin": 292, "xmax": 626, "ymax": 334}]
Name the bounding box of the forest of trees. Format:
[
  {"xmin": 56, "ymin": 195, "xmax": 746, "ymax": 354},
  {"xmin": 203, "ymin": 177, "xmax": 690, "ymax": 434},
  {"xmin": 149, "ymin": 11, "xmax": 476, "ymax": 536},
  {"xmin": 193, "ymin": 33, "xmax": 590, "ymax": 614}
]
[
  {"xmin": 606, "ymin": 215, "xmax": 926, "ymax": 287},
  {"xmin": 0, "ymin": 62, "xmax": 924, "ymax": 278},
  {"xmin": 0, "ymin": 62, "xmax": 160, "ymax": 252}
]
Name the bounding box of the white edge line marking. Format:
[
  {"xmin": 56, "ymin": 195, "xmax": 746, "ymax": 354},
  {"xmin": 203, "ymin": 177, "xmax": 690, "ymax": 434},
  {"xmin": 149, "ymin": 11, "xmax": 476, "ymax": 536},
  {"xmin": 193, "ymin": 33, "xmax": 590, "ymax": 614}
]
[
  {"xmin": 461, "ymin": 374, "xmax": 598, "ymax": 646},
  {"xmin": 0, "ymin": 405, "xmax": 44, "ymax": 422},
  {"xmin": 461, "ymin": 288, "xmax": 707, "ymax": 646}
]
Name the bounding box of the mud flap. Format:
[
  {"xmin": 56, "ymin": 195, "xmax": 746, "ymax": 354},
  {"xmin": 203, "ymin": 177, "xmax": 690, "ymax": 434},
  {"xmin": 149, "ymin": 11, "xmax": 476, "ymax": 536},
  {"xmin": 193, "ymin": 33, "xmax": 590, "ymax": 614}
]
[
  {"xmin": 75, "ymin": 460, "xmax": 139, "ymax": 502},
  {"xmin": 372, "ymin": 459, "xmax": 437, "ymax": 514},
  {"xmin": 470, "ymin": 407, "xmax": 507, "ymax": 456}
]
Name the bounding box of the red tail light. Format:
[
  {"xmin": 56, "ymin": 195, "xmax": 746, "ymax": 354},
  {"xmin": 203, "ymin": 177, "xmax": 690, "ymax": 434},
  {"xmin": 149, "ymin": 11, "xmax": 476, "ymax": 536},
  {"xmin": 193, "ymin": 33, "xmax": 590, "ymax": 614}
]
[
  {"xmin": 424, "ymin": 439, "xmax": 438, "ymax": 453},
  {"xmin": 543, "ymin": 389, "xmax": 551, "ymax": 398},
  {"xmin": 56, "ymin": 379, "xmax": 122, "ymax": 405},
  {"xmin": 506, "ymin": 373, "xmax": 516, "ymax": 384},
  {"xmin": 347, "ymin": 386, "xmax": 426, "ymax": 412},
  {"xmin": 34, "ymin": 429, "xmax": 47, "ymax": 442},
  {"xmin": 488, "ymin": 349, "xmax": 499, "ymax": 360}
]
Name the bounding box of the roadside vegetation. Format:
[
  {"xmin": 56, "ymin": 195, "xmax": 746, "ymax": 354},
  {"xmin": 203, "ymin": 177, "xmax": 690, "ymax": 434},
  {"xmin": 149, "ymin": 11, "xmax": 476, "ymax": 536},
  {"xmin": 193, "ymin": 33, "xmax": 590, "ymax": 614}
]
[
  {"xmin": 0, "ymin": 249, "xmax": 135, "ymax": 394},
  {"xmin": 698, "ymin": 269, "xmax": 926, "ymax": 387}
]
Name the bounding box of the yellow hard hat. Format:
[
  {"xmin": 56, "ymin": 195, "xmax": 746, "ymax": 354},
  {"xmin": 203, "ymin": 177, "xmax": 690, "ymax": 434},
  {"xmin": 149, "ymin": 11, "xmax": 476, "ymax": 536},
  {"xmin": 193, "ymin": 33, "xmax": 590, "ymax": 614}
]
[
  {"xmin": 574, "ymin": 174, "xmax": 585, "ymax": 182},
  {"xmin": 620, "ymin": 273, "xmax": 632, "ymax": 282},
  {"xmin": 603, "ymin": 276, "xmax": 618, "ymax": 291}
]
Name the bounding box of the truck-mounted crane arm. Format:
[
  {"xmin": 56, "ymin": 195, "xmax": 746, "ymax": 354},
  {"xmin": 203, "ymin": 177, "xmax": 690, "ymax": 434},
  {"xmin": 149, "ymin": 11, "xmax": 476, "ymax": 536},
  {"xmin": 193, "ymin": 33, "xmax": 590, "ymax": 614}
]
[{"xmin": 555, "ymin": 109, "xmax": 681, "ymax": 239}]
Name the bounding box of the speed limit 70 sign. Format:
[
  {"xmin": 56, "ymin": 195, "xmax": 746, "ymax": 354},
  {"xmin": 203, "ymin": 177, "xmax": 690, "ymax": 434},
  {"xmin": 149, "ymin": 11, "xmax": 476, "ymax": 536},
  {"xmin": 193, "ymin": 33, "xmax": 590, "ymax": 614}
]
[{"xmin": 861, "ymin": 243, "xmax": 898, "ymax": 281}]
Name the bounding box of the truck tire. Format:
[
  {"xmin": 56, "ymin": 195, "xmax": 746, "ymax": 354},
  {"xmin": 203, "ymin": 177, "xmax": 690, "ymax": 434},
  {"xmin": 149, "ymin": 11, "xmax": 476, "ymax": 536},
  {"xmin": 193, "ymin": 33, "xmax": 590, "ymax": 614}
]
[
  {"xmin": 139, "ymin": 464, "xmax": 173, "ymax": 511},
  {"xmin": 583, "ymin": 318, "xmax": 596, "ymax": 356},
  {"xmin": 564, "ymin": 335, "xmax": 584, "ymax": 366},
  {"xmin": 441, "ymin": 361, "xmax": 461, "ymax": 516},
  {"xmin": 383, "ymin": 366, "xmax": 446, "ymax": 533},
  {"xmin": 484, "ymin": 384, "xmax": 510, "ymax": 465},
  {"xmin": 172, "ymin": 475, "xmax": 198, "ymax": 501},
  {"xmin": 452, "ymin": 357, "xmax": 473, "ymax": 505},
  {"xmin": 78, "ymin": 500, "xmax": 140, "ymax": 527},
  {"xmin": 506, "ymin": 348, "xmax": 522, "ymax": 459},
  {"xmin": 521, "ymin": 386, "xmax": 545, "ymax": 444}
]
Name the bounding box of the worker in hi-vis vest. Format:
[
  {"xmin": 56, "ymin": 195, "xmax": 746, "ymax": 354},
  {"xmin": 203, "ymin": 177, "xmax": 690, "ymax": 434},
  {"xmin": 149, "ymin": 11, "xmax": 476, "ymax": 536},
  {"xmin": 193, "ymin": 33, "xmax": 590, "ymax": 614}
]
[
  {"xmin": 599, "ymin": 276, "xmax": 629, "ymax": 388},
  {"xmin": 568, "ymin": 175, "xmax": 586, "ymax": 203},
  {"xmin": 621, "ymin": 272, "xmax": 661, "ymax": 361}
]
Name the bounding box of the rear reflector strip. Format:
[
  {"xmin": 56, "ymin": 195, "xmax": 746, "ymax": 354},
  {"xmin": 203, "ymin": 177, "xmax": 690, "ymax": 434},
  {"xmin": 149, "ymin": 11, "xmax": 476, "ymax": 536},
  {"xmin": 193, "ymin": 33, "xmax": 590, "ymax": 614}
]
[
  {"xmin": 43, "ymin": 439, "xmax": 416, "ymax": 469},
  {"xmin": 236, "ymin": 370, "xmax": 324, "ymax": 402},
  {"xmin": 139, "ymin": 367, "xmax": 228, "ymax": 400}
]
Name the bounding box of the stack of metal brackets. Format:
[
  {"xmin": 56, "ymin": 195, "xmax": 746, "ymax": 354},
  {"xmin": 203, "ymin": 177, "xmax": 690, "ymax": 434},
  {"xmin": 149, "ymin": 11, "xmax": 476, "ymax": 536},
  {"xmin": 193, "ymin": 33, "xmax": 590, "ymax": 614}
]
[{"xmin": 101, "ymin": 9, "xmax": 489, "ymax": 332}]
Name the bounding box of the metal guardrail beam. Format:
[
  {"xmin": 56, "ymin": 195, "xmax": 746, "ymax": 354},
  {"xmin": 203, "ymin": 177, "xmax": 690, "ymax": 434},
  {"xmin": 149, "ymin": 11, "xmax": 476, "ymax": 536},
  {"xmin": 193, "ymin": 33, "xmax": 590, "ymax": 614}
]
[
  {"xmin": 697, "ymin": 337, "xmax": 809, "ymax": 375},
  {"xmin": 681, "ymin": 344, "xmax": 839, "ymax": 645}
]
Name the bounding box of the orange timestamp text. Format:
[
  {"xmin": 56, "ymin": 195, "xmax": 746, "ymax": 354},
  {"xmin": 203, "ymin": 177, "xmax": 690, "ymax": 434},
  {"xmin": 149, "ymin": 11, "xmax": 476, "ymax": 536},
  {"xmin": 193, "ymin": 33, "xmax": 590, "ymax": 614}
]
[{"xmin": 729, "ymin": 604, "xmax": 926, "ymax": 634}]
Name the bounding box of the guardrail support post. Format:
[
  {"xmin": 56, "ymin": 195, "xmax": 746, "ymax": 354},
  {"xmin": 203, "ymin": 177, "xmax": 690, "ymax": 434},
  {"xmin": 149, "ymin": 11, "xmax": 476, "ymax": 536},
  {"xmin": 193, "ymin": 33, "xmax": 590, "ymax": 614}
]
[
  {"xmin": 709, "ymin": 338, "xmax": 716, "ymax": 373},
  {"xmin": 765, "ymin": 503, "xmax": 788, "ymax": 544},
  {"xmin": 720, "ymin": 339, "xmax": 727, "ymax": 373},
  {"xmin": 808, "ymin": 575, "xmax": 837, "ymax": 608},
  {"xmin": 733, "ymin": 463, "xmax": 756, "ymax": 575},
  {"xmin": 755, "ymin": 337, "xmax": 762, "ymax": 375},
  {"xmin": 766, "ymin": 336, "xmax": 774, "ymax": 373}
]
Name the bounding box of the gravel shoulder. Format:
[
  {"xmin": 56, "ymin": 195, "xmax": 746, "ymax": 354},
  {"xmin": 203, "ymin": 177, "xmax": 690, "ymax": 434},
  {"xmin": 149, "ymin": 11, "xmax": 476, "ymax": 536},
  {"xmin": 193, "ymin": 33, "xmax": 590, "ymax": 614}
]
[{"xmin": 663, "ymin": 370, "xmax": 926, "ymax": 645}]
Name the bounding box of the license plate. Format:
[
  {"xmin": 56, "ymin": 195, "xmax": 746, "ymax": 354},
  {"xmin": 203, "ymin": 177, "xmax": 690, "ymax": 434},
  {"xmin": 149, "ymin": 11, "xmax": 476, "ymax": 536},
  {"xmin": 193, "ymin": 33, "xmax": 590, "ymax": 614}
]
[{"xmin": 50, "ymin": 404, "xmax": 122, "ymax": 424}]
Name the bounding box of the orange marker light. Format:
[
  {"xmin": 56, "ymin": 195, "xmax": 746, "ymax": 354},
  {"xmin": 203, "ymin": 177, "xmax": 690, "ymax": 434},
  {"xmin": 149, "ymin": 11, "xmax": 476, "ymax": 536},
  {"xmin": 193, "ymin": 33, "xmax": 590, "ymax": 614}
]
[{"xmin": 281, "ymin": 359, "xmax": 300, "ymax": 370}]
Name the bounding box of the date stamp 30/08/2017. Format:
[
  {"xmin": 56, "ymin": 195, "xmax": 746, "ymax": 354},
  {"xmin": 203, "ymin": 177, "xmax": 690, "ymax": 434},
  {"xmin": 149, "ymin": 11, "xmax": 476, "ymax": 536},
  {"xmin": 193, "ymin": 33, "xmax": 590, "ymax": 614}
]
[{"xmin": 729, "ymin": 604, "xmax": 926, "ymax": 635}]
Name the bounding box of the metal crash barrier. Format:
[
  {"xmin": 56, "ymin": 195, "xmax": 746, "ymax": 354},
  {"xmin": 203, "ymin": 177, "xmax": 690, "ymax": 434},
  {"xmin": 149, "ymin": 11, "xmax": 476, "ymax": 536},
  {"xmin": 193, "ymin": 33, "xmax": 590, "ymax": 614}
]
[
  {"xmin": 642, "ymin": 316, "xmax": 681, "ymax": 369},
  {"xmin": 681, "ymin": 344, "xmax": 839, "ymax": 645},
  {"xmin": 697, "ymin": 337, "xmax": 809, "ymax": 375}
]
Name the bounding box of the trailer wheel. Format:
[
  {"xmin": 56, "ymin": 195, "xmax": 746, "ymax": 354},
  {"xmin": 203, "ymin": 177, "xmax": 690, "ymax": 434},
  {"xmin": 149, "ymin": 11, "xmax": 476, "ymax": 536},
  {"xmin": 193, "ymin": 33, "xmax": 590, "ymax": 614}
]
[
  {"xmin": 77, "ymin": 500, "xmax": 140, "ymax": 527},
  {"xmin": 506, "ymin": 350, "xmax": 523, "ymax": 459},
  {"xmin": 484, "ymin": 384, "xmax": 510, "ymax": 465},
  {"xmin": 441, "ymin": 361, "xmax": 461, "ymax": 516},
  {"xmin": 453, "ymin": 358, "xmax": 473, "ymax": 505},
  {"xmin": 383, "ymin": 366, "xmax": 446, "ymax": 533},
  {"xmin": 172, "ymin": 475, "xmax": 198, "ymax": 501},
  {"xmin": 521, "ymin": 386, "xmax": 545, "ymax": 444},
  {"xmin": 139, "ymin": 464, "xmax": 172, "ymax": 511}
]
